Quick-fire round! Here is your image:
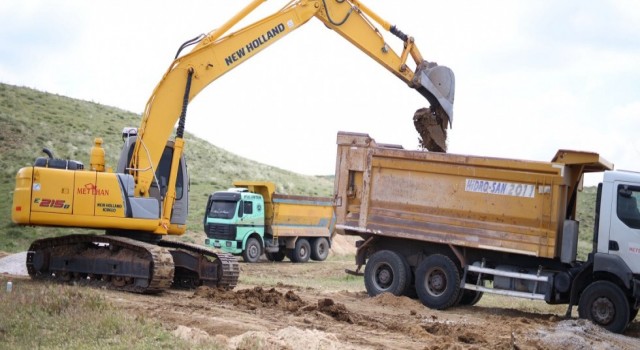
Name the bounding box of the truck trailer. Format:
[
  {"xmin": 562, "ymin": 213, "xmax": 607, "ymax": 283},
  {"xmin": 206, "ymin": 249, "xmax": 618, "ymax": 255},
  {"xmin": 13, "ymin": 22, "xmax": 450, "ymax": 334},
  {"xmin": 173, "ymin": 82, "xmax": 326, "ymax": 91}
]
[
  {"xmin": 204, "ymin": 181, "xmax": 335, "ymax": 263},
  {"xmin": 333, "ymin": 131, "xmax": 640, "ymax": 333}
]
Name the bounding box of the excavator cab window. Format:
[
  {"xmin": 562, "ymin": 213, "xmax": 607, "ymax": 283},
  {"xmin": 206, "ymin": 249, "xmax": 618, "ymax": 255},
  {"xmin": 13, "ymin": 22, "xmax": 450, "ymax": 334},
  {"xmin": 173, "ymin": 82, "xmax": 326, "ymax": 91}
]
[
  {"xmin": 124, "ymin": 143, "xmax": 184, "ymax": 200},
  {"xmin": 154, "ymin": 147, "xmax": 184, "ymax": 200}
]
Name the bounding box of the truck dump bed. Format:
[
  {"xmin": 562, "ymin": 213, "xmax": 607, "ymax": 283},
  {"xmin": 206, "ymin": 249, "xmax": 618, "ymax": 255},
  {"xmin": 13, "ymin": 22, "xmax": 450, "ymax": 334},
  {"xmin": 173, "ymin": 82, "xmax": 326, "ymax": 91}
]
[
  {"xmin": 270, "ymin": 194, "xmax": 334, "ymax": 238},
  {"xmin": 333, "ymin": 132, "xmax": 612, "ymax": 259},
  {"xmin": 232, "ymin": 181, "xmax": 335, "ymax": 239}
]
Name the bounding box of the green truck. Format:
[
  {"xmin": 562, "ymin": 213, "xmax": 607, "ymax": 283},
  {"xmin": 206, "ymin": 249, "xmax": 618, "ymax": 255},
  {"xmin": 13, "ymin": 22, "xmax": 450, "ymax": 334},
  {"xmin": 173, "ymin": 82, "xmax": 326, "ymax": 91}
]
[{"xmin": 204, "ymin": 181, "xmax": 335, "ymax": 263}]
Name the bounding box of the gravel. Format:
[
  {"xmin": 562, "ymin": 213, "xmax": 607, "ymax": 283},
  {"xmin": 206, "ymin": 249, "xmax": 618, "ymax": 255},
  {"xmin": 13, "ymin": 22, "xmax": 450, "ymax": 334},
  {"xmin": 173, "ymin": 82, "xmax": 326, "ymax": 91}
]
[{"xmin": 0, "ymin": 252, "xmax": 28, "ymax": 276}]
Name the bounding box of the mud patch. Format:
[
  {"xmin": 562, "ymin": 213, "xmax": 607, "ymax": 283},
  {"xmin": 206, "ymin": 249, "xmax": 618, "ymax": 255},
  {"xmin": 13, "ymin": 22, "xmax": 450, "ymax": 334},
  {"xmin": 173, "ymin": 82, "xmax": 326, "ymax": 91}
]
[{"xmin": 194, "ymin": 286, "xmax": 306, "ymax": 312}]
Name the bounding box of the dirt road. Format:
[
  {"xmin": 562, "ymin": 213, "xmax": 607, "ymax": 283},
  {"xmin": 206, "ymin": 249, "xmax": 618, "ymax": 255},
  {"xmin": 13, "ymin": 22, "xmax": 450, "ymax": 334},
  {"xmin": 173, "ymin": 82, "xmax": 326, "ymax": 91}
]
[
  {"xmin": 105, "ymin": 258, "xmax": 640, "ymax": 350},
  {"xmin": 3, "ymin": 238, "xmax": 640, "ymax": 349}
]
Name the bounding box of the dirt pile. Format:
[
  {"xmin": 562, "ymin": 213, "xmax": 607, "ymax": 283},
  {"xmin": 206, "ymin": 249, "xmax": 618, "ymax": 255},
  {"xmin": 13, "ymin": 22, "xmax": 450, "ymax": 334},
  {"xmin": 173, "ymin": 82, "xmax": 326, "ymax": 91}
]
[
  {"xmin": 193, "ymin": 286, "xmax": 361, "ymax": 324},
  {"xmin": 413, "ymin": 107, "xmax": 448, "ymax": 152},
  {"xmin": 194, "ymin": 286, "xmax": 306, "ymax": 312}
]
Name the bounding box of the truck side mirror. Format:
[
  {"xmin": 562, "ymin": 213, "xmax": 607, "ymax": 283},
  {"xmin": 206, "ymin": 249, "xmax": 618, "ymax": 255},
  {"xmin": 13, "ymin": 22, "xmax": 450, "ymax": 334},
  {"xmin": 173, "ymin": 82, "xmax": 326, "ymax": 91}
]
[{"xmin": 238, "ymin": 200, "xmax": 244, "ymax": 218}]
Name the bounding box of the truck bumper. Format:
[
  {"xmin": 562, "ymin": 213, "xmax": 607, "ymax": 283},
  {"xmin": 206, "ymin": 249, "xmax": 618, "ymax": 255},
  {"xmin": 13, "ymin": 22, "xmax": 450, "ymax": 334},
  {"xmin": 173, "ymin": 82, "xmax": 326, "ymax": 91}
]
[{"xmin": 205, "ymin": 238, "xmax": 243, "ymax": 254}]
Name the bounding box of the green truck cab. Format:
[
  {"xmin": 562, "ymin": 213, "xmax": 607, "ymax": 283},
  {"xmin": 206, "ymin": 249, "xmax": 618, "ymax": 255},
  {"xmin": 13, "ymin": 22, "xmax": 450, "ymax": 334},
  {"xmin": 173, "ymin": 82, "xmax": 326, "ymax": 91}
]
[{"xmin": 204, "ymin": 181, "xmax": 335, "ymax": 263}]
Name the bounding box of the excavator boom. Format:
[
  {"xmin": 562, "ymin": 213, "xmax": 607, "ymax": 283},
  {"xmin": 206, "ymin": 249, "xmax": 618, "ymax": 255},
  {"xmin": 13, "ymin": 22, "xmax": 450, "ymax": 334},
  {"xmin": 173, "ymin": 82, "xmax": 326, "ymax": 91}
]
[{"xmin": 133, "ymin": 0, "xmax": 455, "ymax": 203}]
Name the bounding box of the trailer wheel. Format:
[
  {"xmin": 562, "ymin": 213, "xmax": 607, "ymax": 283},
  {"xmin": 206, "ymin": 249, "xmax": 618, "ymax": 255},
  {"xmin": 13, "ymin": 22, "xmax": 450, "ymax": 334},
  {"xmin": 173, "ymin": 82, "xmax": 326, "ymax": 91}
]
[
  {"xmin": 290, "ymin": 238, "xmax": 311, "ymax": 263},
  {"xmin": 242, "ymin": 237, "xmax": 262, "ymax": 263},
  {"xmin": 364, "ymin": 250, "xmax": 409, "ymax": 297},
  {"xmin": 415, "ymin": 254, "xmax": 461, "ymax": 310},
  {"xmin": 265, "ymin": 251, "xmax": 285, "ymax": 262},
  {"xmin": 311, "ymin": 238, "xmax": 330, "ymax": 261},
  {"xmin": 401, "ymin": 256, "xmax": 417, "ymax": 299},
  {"xmin": 578, "ymin": 280, "xmax": 630, "ymax": 333}
]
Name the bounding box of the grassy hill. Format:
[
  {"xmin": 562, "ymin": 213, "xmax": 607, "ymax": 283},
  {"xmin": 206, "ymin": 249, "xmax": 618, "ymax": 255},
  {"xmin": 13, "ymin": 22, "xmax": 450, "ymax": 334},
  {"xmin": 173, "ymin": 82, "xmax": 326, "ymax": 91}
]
[
  {"xmin": 0, "ymin": 82, "xmax": 600, "ymax": 258},
  {"xmin": 0, "ymin": 83, "xmax": 333, "ymax": 252}
]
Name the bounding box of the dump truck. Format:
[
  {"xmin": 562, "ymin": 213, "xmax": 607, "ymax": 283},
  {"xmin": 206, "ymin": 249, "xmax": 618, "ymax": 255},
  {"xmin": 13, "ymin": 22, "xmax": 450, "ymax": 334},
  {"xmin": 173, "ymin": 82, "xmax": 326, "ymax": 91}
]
[
  {"xmin": 204, "ymin": 181, "xmax": 335, "ymax": 263},
  {"xmin": 334, "ymin": 131, "xmax": 640, "ymax": 334}
]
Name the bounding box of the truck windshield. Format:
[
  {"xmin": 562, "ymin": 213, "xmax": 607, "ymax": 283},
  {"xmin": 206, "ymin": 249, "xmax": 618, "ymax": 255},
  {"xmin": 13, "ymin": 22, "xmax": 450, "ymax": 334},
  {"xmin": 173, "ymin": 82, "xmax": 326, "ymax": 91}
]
[{"xmin": 209, "ymin": 201, "xmax": 238, "ymax": 219}]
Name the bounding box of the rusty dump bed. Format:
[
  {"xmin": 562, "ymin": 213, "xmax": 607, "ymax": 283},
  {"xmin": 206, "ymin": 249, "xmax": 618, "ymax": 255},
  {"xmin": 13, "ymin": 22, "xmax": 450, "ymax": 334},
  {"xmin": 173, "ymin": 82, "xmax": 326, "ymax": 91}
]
[{"xmin": 333, "ymin": 132, "xmax": 613, "ymax": 259}]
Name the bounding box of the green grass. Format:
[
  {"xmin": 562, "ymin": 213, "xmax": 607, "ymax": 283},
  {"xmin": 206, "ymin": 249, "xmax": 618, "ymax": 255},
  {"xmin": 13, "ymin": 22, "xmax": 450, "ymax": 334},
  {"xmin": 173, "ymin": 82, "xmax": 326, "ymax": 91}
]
[
  {"xmin": 576, "ymin": 186, "xmax": 597, "ymax": 260},
  {"xmin": 238, "ymin": 257, "xmax": 364, "ymax": 292},
  {"xmin": 0, "ymin": 83, "xmax": 333, "ymax": 252},
  {"xmin": 0, "ymin": 277, "xmax": 221, "ymax": 350}
]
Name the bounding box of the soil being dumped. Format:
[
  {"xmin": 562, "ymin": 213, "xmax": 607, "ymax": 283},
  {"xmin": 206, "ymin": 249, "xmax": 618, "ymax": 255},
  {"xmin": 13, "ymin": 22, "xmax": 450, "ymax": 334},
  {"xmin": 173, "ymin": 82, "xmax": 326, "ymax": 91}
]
[{"xmin": 414, "ymin": 107, "xmax": 448, "ymax": 152}]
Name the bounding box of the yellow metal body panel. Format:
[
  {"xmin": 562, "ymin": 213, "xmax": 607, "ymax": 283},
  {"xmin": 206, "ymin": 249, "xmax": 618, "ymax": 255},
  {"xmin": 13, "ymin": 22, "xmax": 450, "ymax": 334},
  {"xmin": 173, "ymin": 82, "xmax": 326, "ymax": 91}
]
[
  {"xmin": 334, "ymin": 132, "xmax": 613, "ymax": 259},
  {"xmin": 271, "ymin": 194, "xmax": 335, "ymax": 239},
  {"xmin": 30, "ymin": 167, "xmax": 74, "ymax": 215},
  {"xmin": 94, "ymin": 172, "xmax": 127, "ymax": 217},
  {"xmin": 232, "ymin": 181, "xmax": 335, "ymax": 239},
  {"xmin": 73, "ymin": 171, "xmax": 97, "ymax": 216},
  {"xmin": 11, "ymin": 167, "xmax": 34, "ymax": 224},
  {"xmin": 11, "ymin": 166, "xmax": 159, "ymax": 232},
  {"xmin": 28, "ymin": 212, "xmax": 158, "ymax": 231}
]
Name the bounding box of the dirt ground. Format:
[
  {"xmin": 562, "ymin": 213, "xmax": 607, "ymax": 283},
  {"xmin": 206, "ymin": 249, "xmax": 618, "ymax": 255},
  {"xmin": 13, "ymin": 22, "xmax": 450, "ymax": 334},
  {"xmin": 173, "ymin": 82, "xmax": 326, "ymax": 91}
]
[{"xmin": 3, "ymin": 235, "xmax": 640, "ymax": 349}]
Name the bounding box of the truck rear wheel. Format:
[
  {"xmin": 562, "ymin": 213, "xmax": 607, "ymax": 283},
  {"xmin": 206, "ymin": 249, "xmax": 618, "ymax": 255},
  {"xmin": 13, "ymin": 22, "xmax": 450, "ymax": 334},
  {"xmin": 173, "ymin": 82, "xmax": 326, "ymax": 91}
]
[
  {"xmin": 458, "ymin": 274, "xmax": 483, "ymax": 306},
  {"xmin": 415, "ymin": 254, "xmax": 461, "ymax": 310},
  {"xmin": 364, "ymin": 250, "xmax": 410, "ymax": 297},
  {"xmin": 289, "ymin": 238, "xmax": 310, "ymax": 263},
  {"xmin": 311, "ymin": 238, "xmax": 330, "ymax": 261},
  {"xmin": 265, "ymin": 251, "xmax": 285, "ymax": 262},
  {"xmin": 242, "ymin": 237, "xmax": 262, "ymax": 263},
  {"xmin": 578, "ymin": 280, "xmax": 630, "ymax": 333},
  {"xmin": 458, "ymin": 290, "xmax": 483, "ymax": 306}
]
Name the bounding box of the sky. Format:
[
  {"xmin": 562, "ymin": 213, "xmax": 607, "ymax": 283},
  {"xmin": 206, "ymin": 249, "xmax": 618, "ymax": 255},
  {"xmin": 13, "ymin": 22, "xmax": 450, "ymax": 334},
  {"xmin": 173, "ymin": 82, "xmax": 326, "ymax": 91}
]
[{"xmin": 1, "ymin": 1, "xmax": 639, "ymax": 186}]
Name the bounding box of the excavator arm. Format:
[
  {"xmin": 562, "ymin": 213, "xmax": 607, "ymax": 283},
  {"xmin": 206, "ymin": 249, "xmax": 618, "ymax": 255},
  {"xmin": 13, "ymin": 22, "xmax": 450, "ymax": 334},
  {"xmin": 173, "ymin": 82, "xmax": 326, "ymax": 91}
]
[{"xmin": 132, "ymin": 0, "xmax": 455, "ymax": 212}]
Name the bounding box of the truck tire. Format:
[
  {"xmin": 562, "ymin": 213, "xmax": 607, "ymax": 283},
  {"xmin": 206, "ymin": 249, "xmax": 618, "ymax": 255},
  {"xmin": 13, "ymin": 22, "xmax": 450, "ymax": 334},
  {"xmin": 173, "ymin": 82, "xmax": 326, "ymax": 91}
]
[
  {"xmin": 310, "ymin": 238, "xmax": 330, "ymax": 261},
  {"xmin": 290, "ymin": 238, "xmax": 311, "ymax": 263},
  {"xmin": 242, "ymin": 237, "xmax": 262, "ymax": 263},
  {"xmin": 364, "ymin": 250, "xmax": 410, "ymax": 297},
  {"xmin": 265, "ymin": 251, "xmax": 285, "ymax": 262},
  {"xmin": 458, "ymin": 274, "xmax": 483, "ymax": 306},
  {"xmin": 401, "ymin": 256, "xmax": 417, "ymax": 299},
  {"xmin": 415, "ymin": 254, "xmax": 461, "ymax": 310},
  {"xmin": 578, "ymin": 280, "xmax": 630, "ymax": 333},
  {"xmin": 458, "ymin": 290, "xmax": 483, "ymax": 306},
  {"xmin": 630, "ymin": 307, "xmax": 639, "ymax": 322}
]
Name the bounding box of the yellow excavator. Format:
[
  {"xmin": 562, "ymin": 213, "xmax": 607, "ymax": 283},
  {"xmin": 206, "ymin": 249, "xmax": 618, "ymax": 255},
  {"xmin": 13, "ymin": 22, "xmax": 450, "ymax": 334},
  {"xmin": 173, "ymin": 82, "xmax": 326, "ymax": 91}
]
[{"xmin": 11, "ymin": 0, "xmax": 455, "ymax": 293}]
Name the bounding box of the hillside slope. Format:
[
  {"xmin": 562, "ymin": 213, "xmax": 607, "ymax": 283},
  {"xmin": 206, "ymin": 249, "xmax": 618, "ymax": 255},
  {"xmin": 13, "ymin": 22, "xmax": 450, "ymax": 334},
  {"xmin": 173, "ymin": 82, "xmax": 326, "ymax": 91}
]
[
  {"xmin": 0, "ymin": 83, "xmax": 599, "ymax": 258},
  {"xmin": 0, "ymin": 83, "xmax": 333, "ymax": 252}
]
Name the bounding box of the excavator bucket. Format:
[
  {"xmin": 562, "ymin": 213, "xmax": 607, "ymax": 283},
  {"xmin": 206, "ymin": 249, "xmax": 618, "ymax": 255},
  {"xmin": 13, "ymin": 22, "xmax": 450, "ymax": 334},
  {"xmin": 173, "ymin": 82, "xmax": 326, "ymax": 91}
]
[{"xmin": 412, "ymin": 62, "xmax": 455, "ymax": 152}]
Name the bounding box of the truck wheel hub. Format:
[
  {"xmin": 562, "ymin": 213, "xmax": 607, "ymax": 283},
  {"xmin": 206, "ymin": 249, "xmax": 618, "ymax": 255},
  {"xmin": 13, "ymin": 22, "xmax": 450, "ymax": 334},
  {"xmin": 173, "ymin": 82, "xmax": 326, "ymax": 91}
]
[
  {"xmin": 427, "ymin": 269, "xmax": 446, "ymax": 295},
  {"xmin": 591, "ymin": 297, "xmax": 615, "ymax": 325},
  {"xmin": 376, "ymin": 266, "xmax": 393, "ymax": 287}
]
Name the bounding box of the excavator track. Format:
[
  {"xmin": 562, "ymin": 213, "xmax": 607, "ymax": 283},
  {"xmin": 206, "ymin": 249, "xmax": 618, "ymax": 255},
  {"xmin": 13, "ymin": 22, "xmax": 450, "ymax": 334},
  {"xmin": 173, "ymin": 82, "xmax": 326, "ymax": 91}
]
[
  {"xmin": 158, "ymin": 240, "xmax": 239, "ymax": 290},
  {"xmin": 26, "ymin": 234, "xmax": 174, "ymax": 294}
]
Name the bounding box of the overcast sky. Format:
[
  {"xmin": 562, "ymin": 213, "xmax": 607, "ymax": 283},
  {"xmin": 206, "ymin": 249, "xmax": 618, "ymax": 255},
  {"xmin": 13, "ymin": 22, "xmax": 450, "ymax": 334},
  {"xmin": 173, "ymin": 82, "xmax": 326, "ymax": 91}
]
[{"xmin": 1, "ymin": 1, "xmax": 639, "ymax": 186}]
